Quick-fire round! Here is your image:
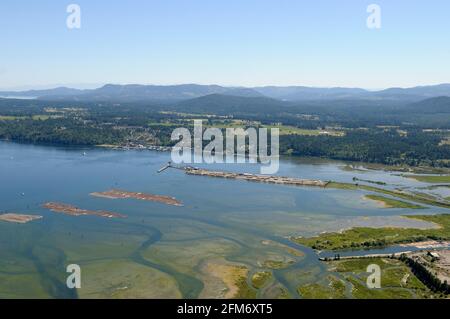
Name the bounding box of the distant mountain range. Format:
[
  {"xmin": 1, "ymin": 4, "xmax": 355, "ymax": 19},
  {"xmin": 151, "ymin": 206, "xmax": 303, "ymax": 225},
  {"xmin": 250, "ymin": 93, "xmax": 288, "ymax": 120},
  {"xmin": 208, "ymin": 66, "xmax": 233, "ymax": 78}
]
[
  {"xmin": 254, "ymin": 84, "xmax": 450, "ymax": 101},
  {"xmin": 0, "ymin": 84, "xmax": 264, "ymax": 102},
  {"xmin": 1, "ymin": 83, "xmax": 450, "ymax": 103}
]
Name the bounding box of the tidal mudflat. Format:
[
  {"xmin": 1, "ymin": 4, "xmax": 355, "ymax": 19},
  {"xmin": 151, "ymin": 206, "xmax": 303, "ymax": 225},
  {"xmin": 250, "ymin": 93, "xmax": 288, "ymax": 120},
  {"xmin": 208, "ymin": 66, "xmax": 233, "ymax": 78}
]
[{"xmin": 0, "ymin": 141, "xmax": 449, "ymax": 298}]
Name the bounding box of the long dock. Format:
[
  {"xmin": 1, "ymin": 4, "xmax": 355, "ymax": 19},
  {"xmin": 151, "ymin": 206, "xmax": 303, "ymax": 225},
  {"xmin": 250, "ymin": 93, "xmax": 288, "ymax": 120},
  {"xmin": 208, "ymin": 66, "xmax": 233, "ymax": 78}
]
[
  {"xmin": 184, "ymin": 167, "xmax": 329, "ymax": 187},
  {"xmin": 318, "ymin": 251, "xmax": 413, "ymax": 261}
]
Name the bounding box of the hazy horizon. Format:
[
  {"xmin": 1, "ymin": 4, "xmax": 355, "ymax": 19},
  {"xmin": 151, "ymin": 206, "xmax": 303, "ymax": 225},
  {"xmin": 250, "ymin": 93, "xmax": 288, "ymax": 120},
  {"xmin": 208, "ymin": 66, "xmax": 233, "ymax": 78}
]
[{"xmin": 2, "ymin": 82, "xmax": 450, "ymax": 93}]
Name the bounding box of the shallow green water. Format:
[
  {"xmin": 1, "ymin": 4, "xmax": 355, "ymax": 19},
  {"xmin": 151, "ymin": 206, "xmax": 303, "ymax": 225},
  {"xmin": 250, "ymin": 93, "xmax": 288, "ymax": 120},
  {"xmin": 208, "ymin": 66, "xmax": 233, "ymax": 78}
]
[{"xmin": 0, "ymin": 141, "xmax": 445, "ymax": 298}]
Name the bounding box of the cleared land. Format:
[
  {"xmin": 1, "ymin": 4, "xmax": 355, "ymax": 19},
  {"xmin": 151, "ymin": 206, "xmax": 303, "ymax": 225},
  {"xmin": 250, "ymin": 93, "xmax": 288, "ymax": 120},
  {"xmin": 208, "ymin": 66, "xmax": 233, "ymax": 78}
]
[
  {"xmin": 0, "ymin": 115, "xmax": 61, "ymax": 121},
  {"xmin": 407, "ymin": 250, "xmax": 450, "ymax": 285},
  {"xmin": 266, "ymin": 125, "xmax": 345, "ymax": 137}
]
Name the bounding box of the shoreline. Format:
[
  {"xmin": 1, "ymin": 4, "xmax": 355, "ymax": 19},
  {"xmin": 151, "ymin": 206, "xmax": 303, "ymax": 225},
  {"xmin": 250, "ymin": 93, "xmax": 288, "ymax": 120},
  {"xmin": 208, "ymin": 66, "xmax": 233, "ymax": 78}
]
[
  {"xmin": 1, "ymin": 140, "xmax": 449, "ymax": 174},
  {"xmin": 318, "ymin": 240, "xmax": 450, "ymax": 260}
]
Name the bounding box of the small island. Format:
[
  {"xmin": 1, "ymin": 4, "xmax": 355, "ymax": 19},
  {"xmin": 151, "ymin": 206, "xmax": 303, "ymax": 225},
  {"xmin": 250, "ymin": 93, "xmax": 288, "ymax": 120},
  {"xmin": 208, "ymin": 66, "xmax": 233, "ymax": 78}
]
[
  {"xmin": 43, "ymin": 202, "xmax": 126, "ymax": 218},
  {"xmin": 90, "ymin": 189, "xmax": 183, "ymax": 206},
  {"xmin": 0, "ymin": 213, "xmax": 42, "ymax": 224}
]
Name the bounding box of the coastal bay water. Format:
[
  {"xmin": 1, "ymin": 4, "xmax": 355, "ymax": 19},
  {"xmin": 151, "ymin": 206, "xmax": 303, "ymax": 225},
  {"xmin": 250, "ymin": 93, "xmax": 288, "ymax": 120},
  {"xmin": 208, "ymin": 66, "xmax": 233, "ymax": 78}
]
[{"xmin": 0, "ymin": 141, "xmax": 445, "ymax": 298}]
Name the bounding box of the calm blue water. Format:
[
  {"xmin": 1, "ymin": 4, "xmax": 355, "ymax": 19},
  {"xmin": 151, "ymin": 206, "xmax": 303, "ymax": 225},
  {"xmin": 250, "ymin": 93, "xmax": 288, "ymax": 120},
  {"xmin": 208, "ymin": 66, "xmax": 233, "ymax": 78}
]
[{"xmin": 0, "ymin": 141, "xmax": 446, "ymax": 298}]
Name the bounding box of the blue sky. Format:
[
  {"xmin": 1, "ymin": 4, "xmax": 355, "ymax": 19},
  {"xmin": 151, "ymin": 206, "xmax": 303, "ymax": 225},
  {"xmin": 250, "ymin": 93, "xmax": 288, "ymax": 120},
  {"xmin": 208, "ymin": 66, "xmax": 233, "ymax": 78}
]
[{"xmin": 1, "ymin": 0, "xmax": 449, "ymax": 89}]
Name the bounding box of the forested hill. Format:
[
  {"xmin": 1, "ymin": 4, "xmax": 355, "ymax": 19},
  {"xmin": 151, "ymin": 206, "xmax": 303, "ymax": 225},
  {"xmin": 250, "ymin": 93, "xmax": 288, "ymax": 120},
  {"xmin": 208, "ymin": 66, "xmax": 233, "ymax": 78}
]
[
  {"xmin": 1, "ymin": 94, "xmax": 449, "ymax": 167},
  {"xmin": 172, "ymin": 94, "xmax": 289, "ymax": 115},
  {"xmin": 406, "ymin": 96, "xmax": 450, "ymax": 113},
  {"xmin": 168, "ymin": 94, "xmax": 450, "ymax": 128}
]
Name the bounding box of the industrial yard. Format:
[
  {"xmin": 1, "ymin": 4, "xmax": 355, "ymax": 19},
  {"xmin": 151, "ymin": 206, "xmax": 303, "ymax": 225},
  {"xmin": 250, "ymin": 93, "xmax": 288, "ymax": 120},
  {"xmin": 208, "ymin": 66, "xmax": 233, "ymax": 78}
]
[{"xmin": 184, "ymin": 167, "xmax": 329, "ymax": 187}]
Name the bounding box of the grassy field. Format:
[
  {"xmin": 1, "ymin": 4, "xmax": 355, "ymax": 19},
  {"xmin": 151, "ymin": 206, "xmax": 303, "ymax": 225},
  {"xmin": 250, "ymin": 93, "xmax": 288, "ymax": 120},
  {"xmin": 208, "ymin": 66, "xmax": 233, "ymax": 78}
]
[
  {"xmin": 404, "ymin": 175, "xmax": 450, "ymax": 183},
  {"xmin": 0, "ymin": 115, "xmax": 24, "ymax": 120},
  {"xmin": 265, "ymin": 124, "xmax": 345, "ymax": 136},
  {"xmin": 0, "ymin": 115, "xmax": 61, "ymax": 121},
  {"xmin": 297, "ymin": 275, "xmax": 346, "ymax": 299},
  {"xmin": 293, "ymin": 214, "xmax": 450, "ymax": 251},
  {"xmin": 364, "ymin": 195, "xmax": 424, "ymax": 209}
]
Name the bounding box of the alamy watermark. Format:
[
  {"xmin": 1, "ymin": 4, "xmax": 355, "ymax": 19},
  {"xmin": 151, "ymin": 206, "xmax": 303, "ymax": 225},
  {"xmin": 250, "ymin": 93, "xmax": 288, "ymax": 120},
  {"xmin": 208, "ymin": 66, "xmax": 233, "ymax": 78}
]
[
  {"xmin": 367, "ymin": 4, "xmax": 381, "ymax": 29},
  {"xmin": 66, "ymin": 4, "xmax": 81, "ymax": 29},
  {"xmin": 64, "ymin": 4, "xmax": 380, "ymax": 30},
  {"xmin": 171, "ymin": 120, "xmax": 279, "ymax": 174},
  {"xmin": 367, "ymin": 264, "xmax": 381, "ymax": 289},
  {"xmin": 66, "ymin": 264, "xmax": 81, "ymax": 289}
]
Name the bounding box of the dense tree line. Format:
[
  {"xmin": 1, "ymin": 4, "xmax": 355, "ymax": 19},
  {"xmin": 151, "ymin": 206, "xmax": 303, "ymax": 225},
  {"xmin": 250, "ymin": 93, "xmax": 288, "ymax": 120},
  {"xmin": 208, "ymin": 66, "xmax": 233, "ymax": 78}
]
[
  {"xmin": 280, "ymin": 129, "xmax": 450, "ymax": 167},
  {"xmin": 0, "ymin": 118, "xmax": 127, "ymax": 145},
  {"xmin": 1, "ymin": 98, "xmax": 449, "ymax": 167}
]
